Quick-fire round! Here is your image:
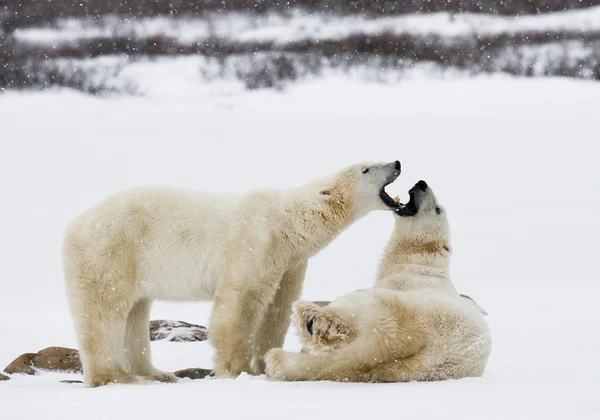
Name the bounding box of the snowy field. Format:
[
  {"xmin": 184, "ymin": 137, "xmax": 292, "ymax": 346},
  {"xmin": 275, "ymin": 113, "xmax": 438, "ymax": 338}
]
[{"xmin": 0, "ymin": 76, "xmax": 599, "ymax": 419}]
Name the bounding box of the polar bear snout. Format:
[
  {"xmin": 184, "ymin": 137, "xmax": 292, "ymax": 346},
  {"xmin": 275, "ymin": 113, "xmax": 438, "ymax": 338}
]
[
  {"xmin": 413, "ymin": 180, "xmax": 428, "ymax": 192},
  {"xmin": 384, "ymin": 160, "xmax": 401, "ymax": 182},
  {"xmin": 395, "ymin": 180, "xmax": 440, "ymax": 217}
]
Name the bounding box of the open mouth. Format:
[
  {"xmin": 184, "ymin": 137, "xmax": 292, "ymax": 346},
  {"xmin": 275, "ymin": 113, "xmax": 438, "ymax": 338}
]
[
  {"xmin": 380, "ymin": 170, "xmax": 401, "ymax": 209},
  {"xmin": 394, "ymin": 180, "xmax": 427, "ymax": 216},
  {"xmin": 395, "ymin": 190, "xmax": 419, "ymax": 216},
  {"xmin": 380, "ymin": 185, "xmax": 400, "ymax": 209}
]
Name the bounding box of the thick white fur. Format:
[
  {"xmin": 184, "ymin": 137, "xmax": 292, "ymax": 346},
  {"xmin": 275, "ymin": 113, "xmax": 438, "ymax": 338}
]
[
  {"xmin": 63, "ymin": 161, "xmax": 400, "ymax": 387},
  {"xmin": 265, "ymin": 184, "xmax": 492, "ymax": 382}
]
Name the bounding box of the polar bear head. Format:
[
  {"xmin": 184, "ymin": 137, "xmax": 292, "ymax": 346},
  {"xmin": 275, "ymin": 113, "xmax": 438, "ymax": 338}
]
[
  {"xmin": 317, "ymin": 160, "xmax": 402, "ymax": 221},
  {"xmin": 393, "ymin": 180, "xmax": 450, "ymax": 251},
  {"xmin": 283, "ymin": 161, "xmax": 401, "ymax": 258}
]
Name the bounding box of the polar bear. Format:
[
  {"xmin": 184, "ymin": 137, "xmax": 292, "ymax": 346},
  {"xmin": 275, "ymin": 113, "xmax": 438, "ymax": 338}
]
[
  {"xmin": 265, "ymin": 180, "xmax": 491, "ymax": 382},
  {"xmin": 63, "ymin": 161, "xmax": 402, "ymax": 387}
]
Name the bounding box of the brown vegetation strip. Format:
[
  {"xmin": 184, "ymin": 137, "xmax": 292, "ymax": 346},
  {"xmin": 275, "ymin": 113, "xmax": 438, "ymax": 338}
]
[
  {"xmin": 4, "ymin": 29, "xmax": 600, "ymax": 62},
  {"xmin": 3, "ymin": 0, "xmax": 600, "ymax": 32}
]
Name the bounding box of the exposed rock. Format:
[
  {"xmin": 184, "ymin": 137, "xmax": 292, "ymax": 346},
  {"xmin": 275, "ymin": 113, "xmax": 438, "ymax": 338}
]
[
  {"xmin": 33, "ymin": 347, "xmax": 82, "ymax": 373},
  {"xmin": 4, "ymin": 353, "xmax": 37, "ymax": 375},
  {"xmin": 174, "ymin": 368, "xmax": 213, "ymax": 380},
  {"xmin": 149, "ymin": 320, "xmax": 208, "ymax": 342},
  {"xmin": 312, "ymin": 301, "xmax": 331, "ymax": 307},
  {"xmin": 0, "ymin": 373, "xmax": 10, "ymax": 381}
]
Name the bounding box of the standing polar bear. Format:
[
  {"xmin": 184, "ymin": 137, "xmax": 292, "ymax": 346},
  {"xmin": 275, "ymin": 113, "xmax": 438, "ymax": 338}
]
[
  {"xmin": 63, "ymin": 161, "xmax": 401, "ymax": 387},
  {"xmin": 265, "ymin": 180, "xmax": 492, "ymax": 382}
]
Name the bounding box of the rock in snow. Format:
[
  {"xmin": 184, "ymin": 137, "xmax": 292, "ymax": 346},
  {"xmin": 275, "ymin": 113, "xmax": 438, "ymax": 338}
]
[
  {"xmin": 0, "ymin": 373, "xmax": 10, "ymax": 381},
  {"xmin": 33, "ymin": 347, "xmax": 82, "ymax": 373},
  {"xmin": 174, "ymin": 368, "xmax": 214, "ymax": 380},
  {"xmin": 3, "ymin": 320, "xmax": 207, "ymax": 376},
  {"xmin": 4, "ymin": 353, "xmax": 37, "ymax": 375},
  {"xmin": 149, "ymin": 320, "xmax": 208, "ymax": 342},
  {"xmin": 4, "ymin": 348, "xmax": 82, "ymax": 375}
]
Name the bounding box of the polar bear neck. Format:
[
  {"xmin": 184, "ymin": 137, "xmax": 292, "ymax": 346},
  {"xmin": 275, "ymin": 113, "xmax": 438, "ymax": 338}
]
[
  {"xmin": 375, "ymin": 237, "xmax": 455, "ymax": 293},
  {"xmin": 279, "ymin": 180, "xmax": 359, "ymax": 257}
]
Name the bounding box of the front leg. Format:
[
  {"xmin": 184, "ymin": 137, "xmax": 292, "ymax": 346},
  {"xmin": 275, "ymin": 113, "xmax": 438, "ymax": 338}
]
[
  {"xmin": 265, "ymin": 339, "xmax": 375, "ymax": 383},
  {"xmin": 252, "ymin": 259, "xmax": 308, "ymax": 375},
  {"xmin": 264, "ymin": 348, "xmax": 317, "ymax": 381},
  {"xmin": 265, "ymin": 348, "xmax": 424, "ymax": 383},
  {"xmin": 210, "ymin": 270, "xmax": 283, "ymax": 378}
]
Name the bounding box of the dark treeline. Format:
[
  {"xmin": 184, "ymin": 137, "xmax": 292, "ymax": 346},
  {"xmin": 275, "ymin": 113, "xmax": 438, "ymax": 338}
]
[
  {"xmin": 3, "ymin": 29, "xmax": 600, "ymax": 61},
  {"xmin": 2, "ymin": 0, "xmax": 600, "ymax": 31},
  {"xmin": 2, "ymin": 30, "xmax": 600, "ymax": 93}
]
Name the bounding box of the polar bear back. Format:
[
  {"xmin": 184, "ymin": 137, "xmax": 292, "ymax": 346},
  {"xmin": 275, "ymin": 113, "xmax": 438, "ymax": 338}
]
[
  {"xmin": 65, "ymin": 186, "xmax": 278, "ymax": 301},
  {"xmin": 399, "ymin": 289, "xmax": 492, "ymax": 380}
]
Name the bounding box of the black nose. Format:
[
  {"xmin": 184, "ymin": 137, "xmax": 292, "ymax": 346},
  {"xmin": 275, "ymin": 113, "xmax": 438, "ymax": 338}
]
[
  {"xmin": 394, "ymin": 161, "xmax": 401, "ymax": 171},
  {"xmin": 415, "ymin": 180, "xmax": 428, "ymax": 191}
]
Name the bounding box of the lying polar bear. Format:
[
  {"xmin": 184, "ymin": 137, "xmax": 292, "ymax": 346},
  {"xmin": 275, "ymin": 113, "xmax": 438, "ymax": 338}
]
[
  {"xmin": 265, "ymin": 180, "xmax": 491, "ymax": 382},
  {"xmin": 63, "ymin": 161, "xmax": 401, "ymax": 387}
]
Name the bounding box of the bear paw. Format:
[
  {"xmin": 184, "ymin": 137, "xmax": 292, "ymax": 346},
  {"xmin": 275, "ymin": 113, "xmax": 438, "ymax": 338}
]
[
  {"xmin": 294, "ymin": 301, "xmax": 353, "ymax": 351},
  {"xmin": 150, "ymin": 370, "xmax": 178, "ymax": 383},
  {"xmin": 86, "ymin": 372, "xmax": 151, "ymax": 388},
  {"xmin": 264, "ymin": 348, "xmax": 289, "ymax": 381}
]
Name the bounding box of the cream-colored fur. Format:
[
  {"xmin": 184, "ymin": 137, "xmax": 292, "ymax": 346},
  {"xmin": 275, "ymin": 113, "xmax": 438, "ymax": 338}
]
[
  {"xmin": 265, "ymin": 181, "xmax": 491, "ymax": 382},
  {"xmin": 63, "ymin": 161, "xmax": 401, "ymax": 387}
]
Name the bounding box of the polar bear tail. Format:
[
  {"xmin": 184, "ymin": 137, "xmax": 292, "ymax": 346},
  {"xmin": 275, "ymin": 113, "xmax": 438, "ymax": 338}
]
[{"xmin": 293, "ymin": 301, "xmax": 355, "ymax": 351}]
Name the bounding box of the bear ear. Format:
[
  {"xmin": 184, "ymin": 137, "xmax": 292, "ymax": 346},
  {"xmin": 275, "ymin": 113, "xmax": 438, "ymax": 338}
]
[{"xmin": 318, "ymin": 187, "xmax": 332, "ymax": 197}]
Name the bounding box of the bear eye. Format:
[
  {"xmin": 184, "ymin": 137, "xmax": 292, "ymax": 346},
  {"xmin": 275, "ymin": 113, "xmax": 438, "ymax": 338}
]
[
  {"xmin": 362, "ymin": 168, "xmax": 370, "ymax": 174},
  {"xmin": 436, "ymin": 207, "xmax": 442, "ymax": 214}
]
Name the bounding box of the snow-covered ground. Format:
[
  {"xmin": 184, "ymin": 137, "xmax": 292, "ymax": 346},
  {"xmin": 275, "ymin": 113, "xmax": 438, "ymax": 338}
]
[
  {"xmin": 13, "ymin": 6, "xmax": 600, "ymax": 46},
  {"xmin": 0, "ymin": 77, "xmax": 599, "ymax": 419}
]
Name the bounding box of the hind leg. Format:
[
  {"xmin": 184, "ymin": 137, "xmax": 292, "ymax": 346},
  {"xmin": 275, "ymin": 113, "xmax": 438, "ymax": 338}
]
[
  {"xmin": 124, "ymin": 298, "xmax": 177, "ymax": 383},
  {"xmin": 71, "ymin": 291, "xmax": 150, "ymax": 388},
  {"xmin": 63, "ymin": 218, "xmax": 156, "ymax": 387}
]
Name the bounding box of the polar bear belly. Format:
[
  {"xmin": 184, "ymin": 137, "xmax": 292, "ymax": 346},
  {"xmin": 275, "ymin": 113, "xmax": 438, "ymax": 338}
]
[{"xmin": 137, "ymin": 242, "xmax": 225, "ymax": 302}]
